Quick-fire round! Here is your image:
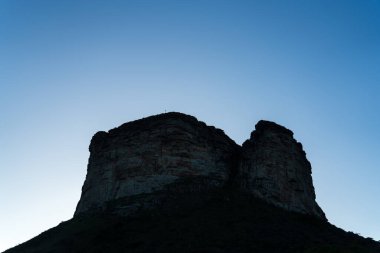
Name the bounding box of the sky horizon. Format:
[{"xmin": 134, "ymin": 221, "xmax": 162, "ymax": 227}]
[{"xmin": 1, "ymin": 0, "xmax": 380, "ymax": 251}]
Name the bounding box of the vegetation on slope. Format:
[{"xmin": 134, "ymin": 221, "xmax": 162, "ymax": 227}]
[{"xmin": 5, "ymin": 189, "xmax": 379, "ymax": 253}]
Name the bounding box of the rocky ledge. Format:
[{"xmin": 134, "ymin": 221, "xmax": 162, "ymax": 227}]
[{"xmin": 75, "ymin": 112, "xmax": 325, "ymax": 220}]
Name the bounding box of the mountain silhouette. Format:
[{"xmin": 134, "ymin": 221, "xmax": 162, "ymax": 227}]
[{"xmin": 4, "ymin": 113, "xmax": 379, "ymax": 253}]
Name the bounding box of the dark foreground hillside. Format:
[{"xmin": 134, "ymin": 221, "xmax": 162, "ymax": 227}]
[{"xmin": 4, "ymin": 189, "xmax": 380, "ymax": 253}]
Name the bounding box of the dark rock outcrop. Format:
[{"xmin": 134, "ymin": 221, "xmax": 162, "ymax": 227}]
[
  {"xmin": 75, "ymin": 112, "xmax": 325, "ymax": 219},
  {"xmin": 239, "ymin": 120, "xmax": 325, "ymax": 218},
  {"xmin": 75, "ymin": 113, "xmax": 240, "ymax": 216}
]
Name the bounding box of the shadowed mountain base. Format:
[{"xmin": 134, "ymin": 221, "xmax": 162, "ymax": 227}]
[{"xmin": 5, "ymin": 188, "xmax": 379, "ymax": 253}]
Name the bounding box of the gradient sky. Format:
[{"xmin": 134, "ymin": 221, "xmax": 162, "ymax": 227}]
[{"xmin": 1, "ymin": 0, "xmax": 380, "ymax": 251}]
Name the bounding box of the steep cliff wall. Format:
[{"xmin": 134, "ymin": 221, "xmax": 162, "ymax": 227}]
[
  {"xmin": 75, "ymin": 113, "xmax": 325, "ymax": 219},
  {"xmin": 75, "ymin": 112, "xmax": 239, "ymax": 215},
  {"xmin": 239, "ymin": 120, "xmax": 325, "ymax": 218}
]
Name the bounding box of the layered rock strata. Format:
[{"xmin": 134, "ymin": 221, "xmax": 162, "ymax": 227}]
[{"xmin": 75, "ymin": 112, "xmax": 325, "ymax": 219}]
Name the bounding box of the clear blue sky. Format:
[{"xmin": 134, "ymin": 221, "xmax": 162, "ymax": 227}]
[{"xmin": 1, "ymin": 0, "xmax": 379, "ymax": 250}]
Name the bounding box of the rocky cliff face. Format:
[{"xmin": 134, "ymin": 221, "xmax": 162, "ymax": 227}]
[
  {"xmin": 75, "ymin": 113, "xmax": 240, "ymax": 215},
  {"xmin": 75, "ymin": 112, "xmax": 325, "ymax": 219},
  {"xmin": 239, "ymin": 120, "xmax": 325, "ymax": 218}
]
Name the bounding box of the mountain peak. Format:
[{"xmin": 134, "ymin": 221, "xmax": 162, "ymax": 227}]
[{"xmin": 75, "ymin": 113, "xmax": 325, "ymax": 219}]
